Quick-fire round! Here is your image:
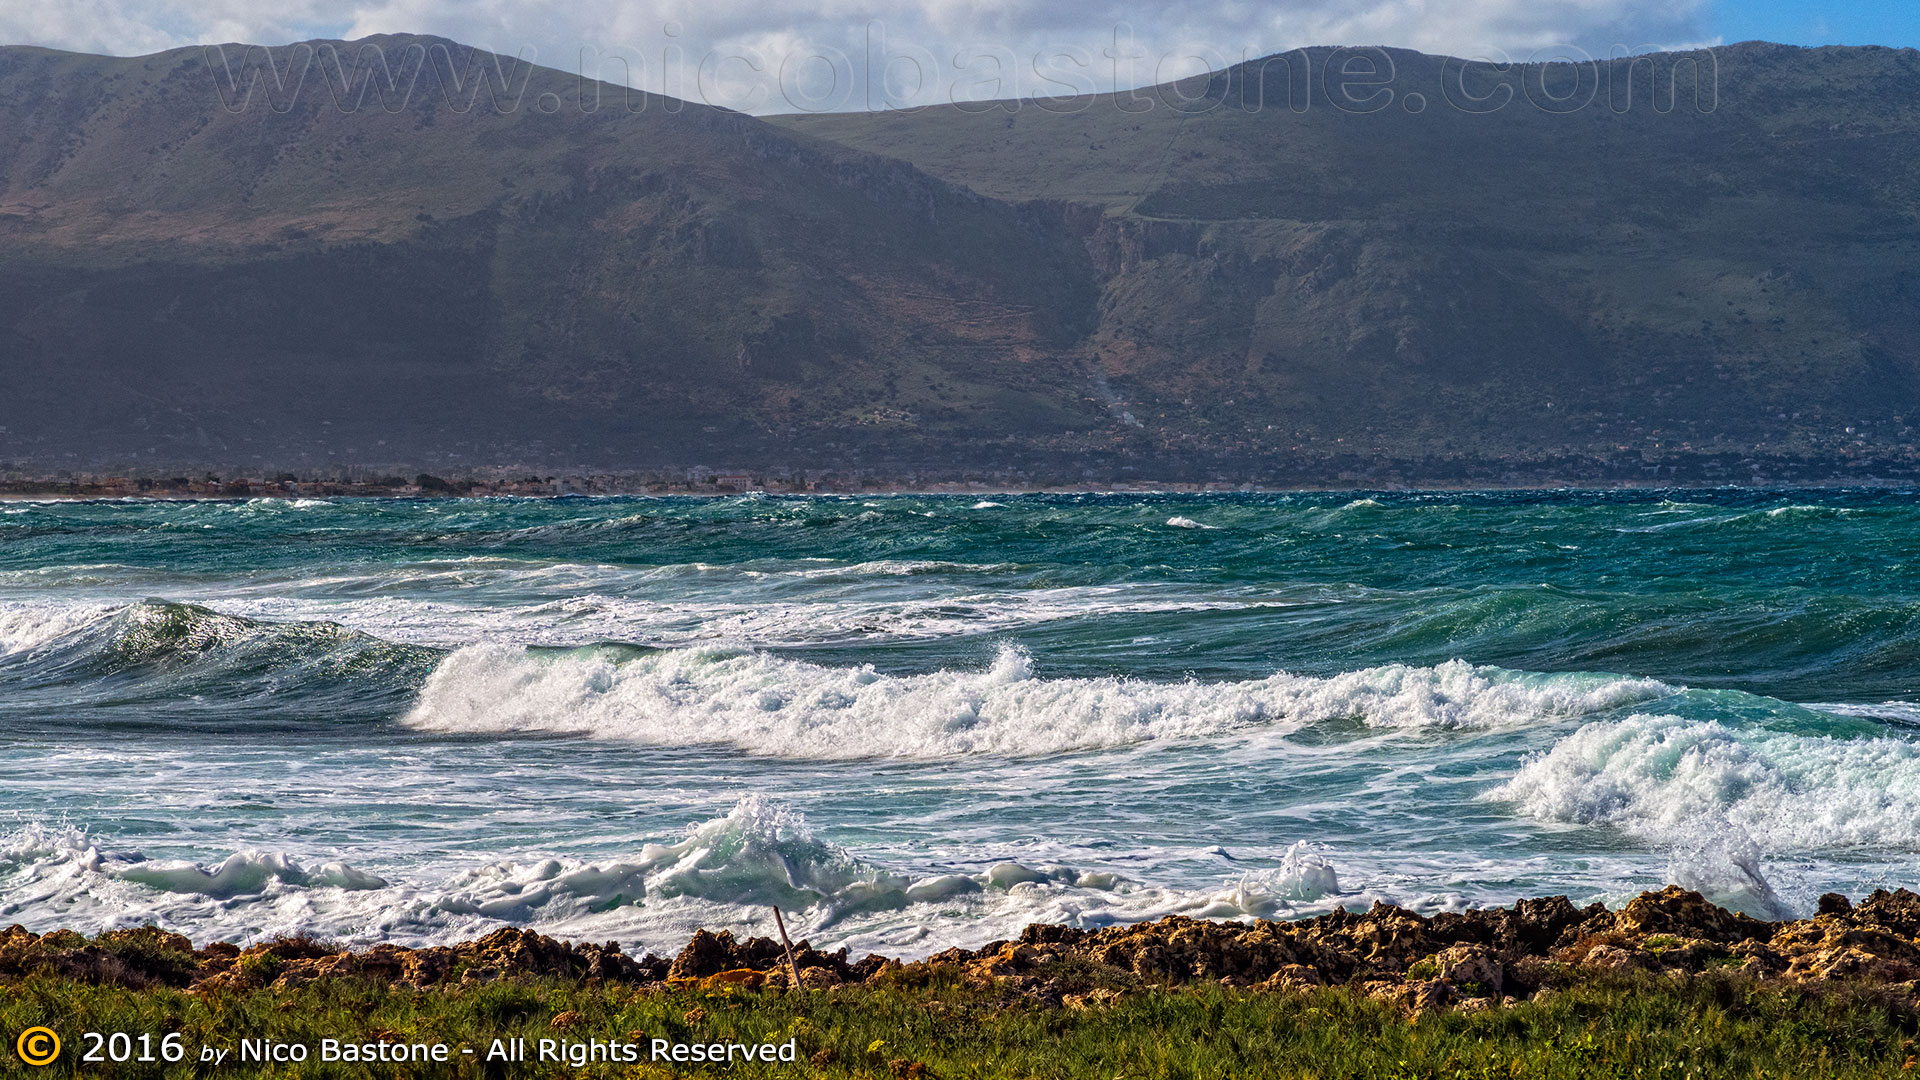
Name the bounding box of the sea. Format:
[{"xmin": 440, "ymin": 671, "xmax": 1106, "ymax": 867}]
[{"xmin": 1, "ymin": 489, "xmax": 1916, "ymax": 959}]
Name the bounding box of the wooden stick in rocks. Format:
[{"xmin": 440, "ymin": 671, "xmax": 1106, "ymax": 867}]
[{"xmin": 772, "ymin": 907, "xmax": 804, "ymax": 991}]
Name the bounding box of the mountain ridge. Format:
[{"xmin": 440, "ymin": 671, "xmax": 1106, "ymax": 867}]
[{"xmin": 1, "ymin": 35, "xmax": 1918, "ymax": 483}]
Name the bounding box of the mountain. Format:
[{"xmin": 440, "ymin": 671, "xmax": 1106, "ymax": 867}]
[
  {"xmin": 776, "ymin": 43, "xmax": 1920, "ymax": 480},
  {"xmin": 3, "ymin": 37, "xmax": 1920, "ymax": 484},
  {"xmin": 0, "ymin": 35, "xmax": 1100, "ymax": 474}
]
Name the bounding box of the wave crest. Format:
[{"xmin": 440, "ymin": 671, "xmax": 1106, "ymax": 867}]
[{"xmin": 0, "ymin": 600, "xmax": 438, "ymax": 709}]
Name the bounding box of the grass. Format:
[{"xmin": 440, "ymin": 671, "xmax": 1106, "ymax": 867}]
[{"xmin": 3, "ymin": 969, "xmax": 1916, "ymax": 1078}]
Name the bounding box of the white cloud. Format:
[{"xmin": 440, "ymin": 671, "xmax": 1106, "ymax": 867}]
[
  {"xmin": 0, "ymin": 0, "xmax": 1713, "ymax": 112},
  {"xmin": 0, "ymin": 0, "xmax": 185, "ymax": 55}
]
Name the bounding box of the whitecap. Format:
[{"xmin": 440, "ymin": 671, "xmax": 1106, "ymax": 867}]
[
  {"xmin": 402, "ymin": 645, "xmax": 1671, "ymax": 759},
  {"xmin": 0, "ymin": 603, "xmax": 117, "ymax": 655}
]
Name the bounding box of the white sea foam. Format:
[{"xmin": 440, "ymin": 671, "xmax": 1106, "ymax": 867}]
[
  {"xmin": 1165, "ymin": 516, "xmax": 1219, "ymax": 530},
  {"xmin": 1494, "ymin": 712, "xmax": 1920, "ymax": 851},
  {"xmin": 1492, "ymin": 710, "xmax": 1920, "ymax": 915},
  {"xmin": 0, "ymin": 805, "xmax": 1351, "ymax": 955},
  {"xmin": 0, "ymin": 822, "xmax": 392, "ymax": 937},
  {"xmin": 403, "ymin": 645, "xmax": 1670, "ymax": 759},
  {"xmin": 1810, "ymin": 701, "xmax": 1920, "ymax": 727},
  {"xmin": 118, "ymin": 852, "xmax": 387, "ymax": 899},
  {"xmin": 214, "ymin": 587, "xmax": 1302, "ymax": 649},
  {"xmin": 1197, "ymin": 843, "xmax": 1341, "ymax": 918},
  {"xmin": 422, "ymin": 797, "xmax": 912, "ymax": 924},
  {"xmin": 1665, "ymin": 829, "xmax": 1791, "ymax": 920}
]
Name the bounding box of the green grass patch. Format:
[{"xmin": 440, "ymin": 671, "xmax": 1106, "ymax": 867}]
[{"xmin": 5, "ymin": 969, "xmax": 1918, "ymax": 1078}]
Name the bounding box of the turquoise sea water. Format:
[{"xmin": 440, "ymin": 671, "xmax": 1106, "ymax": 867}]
[{"xmin": 1, "ymin": 489, "xmax": 1917, "ymax": 956}]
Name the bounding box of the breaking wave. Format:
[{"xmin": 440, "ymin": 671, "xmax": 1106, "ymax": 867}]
[
  {"xmin": 1494, "ymin": 712, "xmax": 1920, "ymax": 852},
  {"xmin": 1491, "ymin": 710, "xmax": 1920, "ymax": 916},
  {"xmin": 403, "ymin": 644, "xmax": 1672, "ymax": 759},
  {"xmin": 0, "ymin": 600, "xmax": 438, "ymax": 712}
]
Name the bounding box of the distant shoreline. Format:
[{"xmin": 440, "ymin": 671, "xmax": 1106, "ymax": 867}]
[
  {"xmin": 9, "ymin": 450, "xmax": 1920, "ymax": 501},
  {"xmin": 5, "ymin": 477, "xmax": 1919, "ymax": 501}
]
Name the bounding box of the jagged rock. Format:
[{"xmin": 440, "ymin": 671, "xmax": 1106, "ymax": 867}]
[
  {"xmin": 1259, "ymin": 964, "xmax": 1325, "ymax": 991},
  {"xmin": 1792, "ymin": 946, "xmax": 1919, "ymax": 983},
  {"xmin": 760, "ymin": 963, "xmax": 844, "ymax": 990},
  {"xmin": 1430, "ymin": 896, "xmax": 1600, "ymax": 958},
  {"xmin": 1580, "ymin": 944, "xmax": 1651, "ymax": 972},
  {"xmin": 1019, "ymin": 924, "xmax": 1088, "ymax": 947},
  {"xmin": 1852, "ymin": 889, "xmax": 1920, "ymax": 939},
  {"xmin": 1774, "ymin": 919, "xmax": 1920, "ymax": 983},
  {"xmin": 0, "ymin": 924, "xmax": 200, "ymax": 989},
  {"xmin": 1305, "ymin": 903, "xmax": 1438, "ymax": 970},
  {"xmin": 666, "ymin": 928, "xmax": 859, "ymax": 984},
  {"xmin": 965, "ymin": 942, "xmax": 1051, "ymax": 978},
  {"xmin": 1574, "ymin": 886, "xmax": 1772, "ymax": 945},
  {"xmin": 800, "ymin": 966, "xmax": 843, "ymax": 989},
  {"xmin": 1638, "ymin": 936, "xmax": 1730, "ymax": 972},
  {"xmin": 667, "ymin": 930, "xmax": 752, "ymax": 980},
  {"xmin": 1502, "ymin": 955, "xmax": 1560, "ymax": 995},
  {"xmin": 1371, "ymin": 978, "xmax": 1453, "ymax": 1015},
  {"xmin": 1429, "ymin": 945, "xmax": 1503, "ymax": 996},
  {"xmin": 1729, "ymin": 939, "xmax": 1787, "ymax": 977},
  {"xmin": 850, "ymin": 955, "xmax": 898, "ymax": 981},
  {"xmin": 13, "ymin": 883, "xmax": 1920, "ymax": 1005}
]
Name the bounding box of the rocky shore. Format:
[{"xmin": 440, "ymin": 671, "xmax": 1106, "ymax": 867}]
[{"xmin": 8, "ymin": 886, "xmax": 1920, "ymax": 1012}]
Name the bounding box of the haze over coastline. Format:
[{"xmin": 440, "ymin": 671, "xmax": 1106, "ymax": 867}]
[{"xmin": 0, "ymin": 35, "xmax": 1918, "ymax": 486}]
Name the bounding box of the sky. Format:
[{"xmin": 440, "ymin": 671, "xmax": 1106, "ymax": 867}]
[
  {"xmin": 1716, "ymin": 1, "xmax": 1919, "ymax": 49},
  {"xmin": 0, "ymin": 0, "xmax": 1913, "ymax": 113}
]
